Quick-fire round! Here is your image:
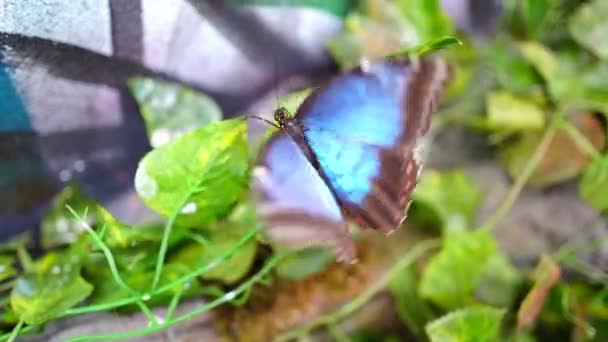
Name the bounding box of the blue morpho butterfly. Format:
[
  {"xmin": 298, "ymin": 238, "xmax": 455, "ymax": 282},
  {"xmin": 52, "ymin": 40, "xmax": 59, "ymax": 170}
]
[{"xmin": 251, "ymin": 56, "xmax": 448, "ymax": 263}]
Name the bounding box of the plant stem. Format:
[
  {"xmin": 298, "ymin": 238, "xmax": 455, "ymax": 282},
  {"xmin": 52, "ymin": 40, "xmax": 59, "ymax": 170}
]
[
  {"xmin": 151, "ymin": 205, "xmax": 181, "ymax": 290},
  {"xmin": 6, "ymin": 319, "xmax": 24, "ymax": 342},
  {"xmin": 557, "ymin": 117, "xmax": 600, "ymax": 160},
  {"xmin": 480, "ymin": 117, "xmax": 559, "ymax": 232},
  {"xmin": 275, "ymin": 239, "xmax": 441, "ymax": 341}
]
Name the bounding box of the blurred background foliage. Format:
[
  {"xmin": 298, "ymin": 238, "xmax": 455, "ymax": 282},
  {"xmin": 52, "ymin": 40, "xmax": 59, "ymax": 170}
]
[{"xmin": 0, "ymin": 0, "xmax": 607, "ymax": 341}]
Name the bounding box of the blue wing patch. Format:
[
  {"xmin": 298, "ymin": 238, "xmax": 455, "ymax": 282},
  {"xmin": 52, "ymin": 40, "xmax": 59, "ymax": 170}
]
[{"xmin": 299, "ymin": 62, "xmax": 412, "ymax": 205}]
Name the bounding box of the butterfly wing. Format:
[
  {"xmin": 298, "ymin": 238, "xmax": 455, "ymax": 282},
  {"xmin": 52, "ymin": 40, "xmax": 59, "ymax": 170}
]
[
  {"xmin": 251, "ymin": 132, "xmax": 356, "ymax": 263},
  {"xmin": 297, "ymin": 57, "xmax": 448, "ymax": 233}
]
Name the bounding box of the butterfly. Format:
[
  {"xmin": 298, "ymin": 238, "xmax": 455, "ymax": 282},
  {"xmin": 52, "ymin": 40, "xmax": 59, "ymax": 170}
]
[{"xmin": 251, "ymin": 56, "xmax": 448, "ymax": 263}]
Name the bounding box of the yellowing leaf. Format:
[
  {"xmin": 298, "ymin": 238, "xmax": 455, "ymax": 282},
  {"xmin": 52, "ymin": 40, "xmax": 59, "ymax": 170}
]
[
  {"xmin": 11, "ymin": 266, "xmax": 93, "ymax": 325},
  {"xmin": 426, "ymin": 305, "xmax": 505, "ymax": 342},
  {"xmin": 486, "ymin": 91, "xmax": 545, "ymax": 132},
  {"xmin": 134, "ymin": 118, "xmax": 249, "ymax": 227}
]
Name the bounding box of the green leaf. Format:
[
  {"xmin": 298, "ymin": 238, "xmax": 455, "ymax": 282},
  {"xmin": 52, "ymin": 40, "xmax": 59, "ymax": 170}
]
[
  {"xmin": 425, "ymin": 305, "xmax": 505, "ymax": 342},
  {"xmin": 476, "ymin": 253, "xmax": 523, "ymax": 307},
  {"xmin": 387, "ymin": 36, "xmax": 462, "ymax": 59},
  {"xmin": 396, "ymin": 0, "xmax": 454, "ymax": 43},
  {"xmin": 10, "ymin": 266, "xmax": 93, "ymax": 325},
  {"xmin": 485, "ymin": 41, "xmax": 544, "ymax": 94},
  {"xmin": 419, "ymin": 230, "xmax": 496, "ymax": 310},
  {"xmin": 280, "ymin": 88, "xmax": 313, "ymax": 116},
  {"xmin": 128, "ymin": 77, "xmax": 222, "ymax": 147},
  {"xmin": 412, "ymin": 170, "xmax": 482, "ymax": 234},
  {"xmin": 89, "ymin": 263, "xmax": 200, "ymax": 307},
  {"xmin": 520, "ymin": 0, "xmax": 554, "ymax": 37},
  {"xmin": 0, "ymin": 255, "xmax": 16, "ymax": 282},
  {"xmin": 96, "ymin": 206, "xmax": 186, "ymax": 249},
  {"xmin": 41, "ymin": 184, "xmax": 98, "ymax": 249},
  {"xmin": 170, "ymin": 223, "xmax": 257, "ymax": 284},
  {"xmin": 517, "ymin": 41, "xmax": 558, "ymax": 81},
  {"xmin": 390, "ymin": 265, "xmax": 435, "ymax": 338},
  {"xmin": 569, "ymin": 0, "xmax": 608, "ymax": 61},
  {"xmin": 579, "ymin": 155, "xmax": 608, "ymax": 212},
  {"xmin": 134, "ymin": 118, "xmax": 249, "ymax": 227},
  {"xmin": 276, "ymin": 247, "xmax": 333, "ymax": 280},
  {"xmin": 548, "ymin": 52, "xmax": 608, "ymax": 114},
  {"xmin": 486, "ymin": 91, "xmax": 545, "ymax": 132}
]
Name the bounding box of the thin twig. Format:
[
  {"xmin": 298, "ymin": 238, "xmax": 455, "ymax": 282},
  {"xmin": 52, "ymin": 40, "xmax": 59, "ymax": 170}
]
[{"xmin": 480, "ymin": 117, "xmax": 560, "ymax": 232}]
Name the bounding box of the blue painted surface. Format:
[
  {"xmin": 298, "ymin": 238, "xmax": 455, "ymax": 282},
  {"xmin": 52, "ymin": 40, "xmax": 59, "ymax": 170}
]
[
  {"xmin": 0, "ymin": 62, "xmax": 32, "ymax": 132},
  {"xmin": 300, "ymin": 62, "xmax": 410, "ymax": 203},
  {"xmin": 263, "ymin": 132, "xmax": 343, "ymax": 220}
]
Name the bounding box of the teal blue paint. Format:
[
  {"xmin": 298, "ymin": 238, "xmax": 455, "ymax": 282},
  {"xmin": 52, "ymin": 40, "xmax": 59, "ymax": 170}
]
[{"xmin": 0, "ymin": 62, "xmax": 32, "ymax": 131}]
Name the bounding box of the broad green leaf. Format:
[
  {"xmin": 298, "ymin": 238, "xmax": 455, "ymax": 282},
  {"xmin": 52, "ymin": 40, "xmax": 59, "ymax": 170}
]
[
  {"xmin": 485, "ymin": 41, "xmax": 544, "ymax": 94},
  {"xmin": 170, "ymin": 223, "xmax": 257, "ymax": 284},
  {"xmin": 11, "ymin": 266, "xmax": 93, "ymax": 325},
  {"xmin": 520, "ymin": 0, "xmax": 554, "ymax": 37},
  {"xmin": 128, "ymin": 77, "xmax": 222, "ymax": 147},
  {"xmin": 569, "ymin": 0, "xmax": 608, "ymax": 61},
  {"xmin": 517, "ymin": 255, "xmax": 561, "ymax": 332},
  {"xmin": 486, "ymin": 91, "xmax": 545, "ymax": 132},
  {"xmin": 419, "ymin": 230, "xmax": 496, "ymax": 310},
  {"xmin": 476, "ymin": 253, "xmax": 523, "ymax": 307},
  {"xmin": 412, "ymin": 170, "xmax": 481, "ymax": 234},
  {"xmin": 396, "ymin": 0, "xmax": 454, "ymax": 43},
  {"xmin": 579, "ymin": 155, "xmax": 608, "ymax": 212},
  {"xmin": 89, "ymin": 263, "xmax": 201, "ymax": 307},
  {"xmin": 134, "ymin": 118, "xmax": 249, "ymax": 227},
  {"xmin": 425, "ymin": 305, "xmax": 505, "ymax": 342},
  {"xmin": 0, "ymin": 255, "xmax": 16, "ymax": 282},
  {"xmin": 41, "ymin": 184, "xmax": 98, "ymax": 249},
  {"xmin": 517, "ymin": 41, "xmax": 558, "ymax": 81},
  {"xmin": 390, "ymin": 265, "xmax": 435, "ymax": 338},
  {"xmin": 548, "ymin": 53, "xmax": 608, "ymax": 114},
  {"xmin": 276, "ymin": 247, "xmax": 333, "ymax": 280}
]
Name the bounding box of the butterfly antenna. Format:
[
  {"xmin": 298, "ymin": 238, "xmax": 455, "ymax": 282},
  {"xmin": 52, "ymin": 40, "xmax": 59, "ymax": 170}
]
[{"xmin": 247, "ymin": 114, "xmax": 280, "ymax": 129}]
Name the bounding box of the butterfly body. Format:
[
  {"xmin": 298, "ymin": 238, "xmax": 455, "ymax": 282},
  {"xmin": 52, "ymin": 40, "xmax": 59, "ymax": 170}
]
[{"xmin": 252, "ymin": 57, "xmax": 448, "ymax": 262}]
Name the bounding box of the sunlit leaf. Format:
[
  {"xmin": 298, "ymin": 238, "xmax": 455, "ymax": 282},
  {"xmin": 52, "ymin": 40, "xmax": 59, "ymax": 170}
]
[
  {"xmin": 517, "ymin": 41, "xmax": 558, "ymax": 81},
  {"xmin": 579, "ymin": 155, "xmax": 608, "ymax": 212},
  {"xmin": 134, "ymin": 118, "xmax": 249, "ymax": 227},
  {"xmin": 425, "ymin": 305, "xmax": 505, "ymax": 342},
  {"xmin": 412, "ymin": 170, "xmax": 482, "ymax": 234},
  {"xmin": 41, "ymin": 184, "xmax": 98, "ymax": 249},
  {"xmin": 390, "ymin": 265, "xmax": 435, "ymax": 338},
  {"xmin": 517, "ymin": 255, "xmax": 561, "ymax": 332},
  {"xmin": 486, "ymin": 91, "xmax": 545, "ymax": 132},
  {"xmin": 10, "ymin": 266, "xmax": 93, "ymax": 325},
  {"xmin": 569, "ymin": 0, "xmax": 608, "ymax": 61},
  {"xmin": 0, "ymin": 255, "xmax": 16, "ymax": 282},
  {"xmin": 419, "ymin": 230, "xmax": 496, "ymax": 310},
  {"xmin": 128, "ymin": 77, "xmax": 222, "ymax": 147},
  {"xmin": 387, "ymin": 36, "xmax": 461, "ymax": 60},
  {"xmin": 170, "ymin": 223, "xmax": 257, "ymax": 284},
  {"xmin": 280, "ymin": 88, "xmax": 313, "ymax": 117},
  {"xmin": 276, "ymin": 247, "xmax": 334, "ymax": 280}
]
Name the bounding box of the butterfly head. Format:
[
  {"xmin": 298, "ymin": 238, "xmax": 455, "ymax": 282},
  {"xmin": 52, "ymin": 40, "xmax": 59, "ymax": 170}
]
[{"xmin": 273, "ymin": 107, "xmax": 292, "ymax": 128}]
